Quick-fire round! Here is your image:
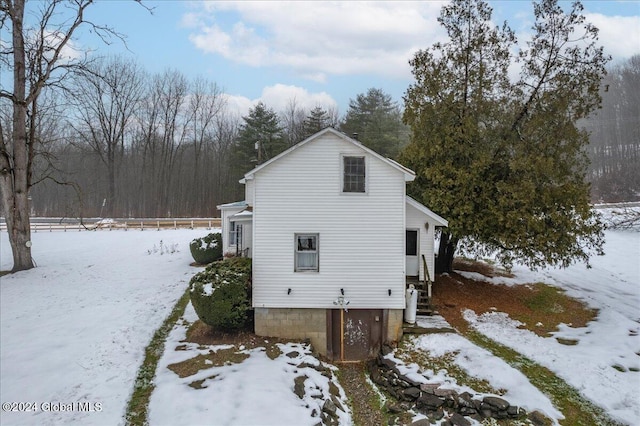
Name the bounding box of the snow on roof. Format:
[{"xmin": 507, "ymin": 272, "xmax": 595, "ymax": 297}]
[{"xmin": 217, "ymin": 200, "xmax": 247, "ymax": 210}]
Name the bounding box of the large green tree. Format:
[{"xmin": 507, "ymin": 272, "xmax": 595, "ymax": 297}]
[
  {"xmin": 231, "ymin": 102, "xmax": 285, "ymax": 189},
  {"xmin": 401, "ymin": 0, "xmax": 609, "ymax": 273},
  {"xmin": 340, "ymin": 88, "xmax": 408, "ymax": 158}
]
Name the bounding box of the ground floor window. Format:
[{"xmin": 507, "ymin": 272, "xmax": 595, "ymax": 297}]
[{"xmin": 295, "ymin": 233, "xmax": 319, "ymax": 272}]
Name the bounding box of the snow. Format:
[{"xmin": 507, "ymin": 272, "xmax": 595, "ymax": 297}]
[
  {"xmin": 148, "ymin": 304, "xmax": 351, "ymax": 426},
  {"xmin": 1, "ymin": 209, "xmax": 638, "ymax": 425},
  {"xmin": 458, "ymin": 225, "xmax": 640, "ymax": 425},
  {"xmin": 0, "ymin": 229, "xmax": 209, "ymax": 425},
  {"xmin": 392, "ymin": 333, "xmax": 563, "ymax": 423}
]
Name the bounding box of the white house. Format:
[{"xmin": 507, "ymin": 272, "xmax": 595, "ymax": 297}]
[{"xmin": 218, "ymin": 128, "xmax": 447, "ymax": 361}]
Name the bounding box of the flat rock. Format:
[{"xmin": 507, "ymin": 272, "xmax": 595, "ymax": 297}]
[{"xmin": 483, "ymin": 396, "xmax": 510, "ymax": 411}]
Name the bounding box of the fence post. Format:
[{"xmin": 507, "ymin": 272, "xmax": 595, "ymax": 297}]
[
  {"xmin": 174, "ymin": 220, "xmax": 177, "ymax": 230},
  {"xmin": 157, "ymin": 220, "xmax": 160, "ymax": 231},
  {"xmin": 125, "ymin": 221, "xmax": 128, "ymax": 231},
  {"xmin": 140, "ymin": 221, "xmax": 144, "ymax": 231}
]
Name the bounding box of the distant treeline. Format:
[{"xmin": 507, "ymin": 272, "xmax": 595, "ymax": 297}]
[{"xmin": 7, "ymin": 56, "xmax": 639, "ymax": 218}]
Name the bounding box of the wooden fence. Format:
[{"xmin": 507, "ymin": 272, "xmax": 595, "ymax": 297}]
[{"xmin": 0, "ymin": 218, "xmax": 221, "ymax": 233}]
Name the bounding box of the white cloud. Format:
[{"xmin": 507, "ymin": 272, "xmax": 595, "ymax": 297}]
[
  {"xmin": 584, "ymin": 13, "xmax": 640, "ymax": 60},
  {"xmin": 186, "ymin": 1, "xmax": 446, "ymax": 80},
  {"xmin": 223, "ymin": 84, "xmax": 338, "ymax": 117},
  {"xmin": 186, "ymin": 2, "xmax": 639, "ymax": 84}
]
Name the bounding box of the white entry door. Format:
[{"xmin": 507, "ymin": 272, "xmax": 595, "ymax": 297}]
[{"xmin": 406, "ymin": 229, "xmax": 419, "ymax": 276}]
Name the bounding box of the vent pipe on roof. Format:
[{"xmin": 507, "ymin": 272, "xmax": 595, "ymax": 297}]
[{"xmin": 352, "ymin": 133, "xmax": 359, "ymax": 141}]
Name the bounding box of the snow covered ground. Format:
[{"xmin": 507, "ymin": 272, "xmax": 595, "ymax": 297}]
[
  {"xmin": 0, "ymin": 229, "xmax": 208, "ymax": 425},
  {"xmin": 148, "ymin": 303, "xmax": 351, "ymax": 426},
  {"xmin": 1, "ymin": 209, "xmax": 637, "ymax": 425},
  {"xmin": 458, "ymin": 222, "xmax": 640, "ymax": 425}
]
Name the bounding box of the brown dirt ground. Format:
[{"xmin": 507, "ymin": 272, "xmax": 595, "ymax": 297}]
[{"xmin": 432, "ymin": 259, "xmax": 598, "ymax": 337}]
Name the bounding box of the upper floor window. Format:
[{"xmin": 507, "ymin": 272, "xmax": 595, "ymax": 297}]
[{"xmin": 343, "ymin": 156, "xmax": 365, "ymax": 193}]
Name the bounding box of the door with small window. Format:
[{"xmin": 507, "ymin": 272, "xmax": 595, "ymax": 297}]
[{"xmin": 406, "ymin": 229, "xmax": 419, "ymax": 277}]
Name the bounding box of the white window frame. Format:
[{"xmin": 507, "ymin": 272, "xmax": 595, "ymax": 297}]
[
  {"xmin": 341, "ymin": 155, "xmax": 367, "ymax": 194},
  {"xmin": 229, "ymin": 221, "xmax": 241, "ymax": 247},
  {"xmin": 294, "ymin": 233, "xmax": 319, "ymax": 272}
]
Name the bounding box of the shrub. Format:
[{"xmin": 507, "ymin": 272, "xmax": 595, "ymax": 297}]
[
  {"xmin": 189, "ymin": 257, "xmax": 252, "ymax": 331},
  {"xmin": 189, "ymin": 232, "xmax": 222, "ymax": 265}
]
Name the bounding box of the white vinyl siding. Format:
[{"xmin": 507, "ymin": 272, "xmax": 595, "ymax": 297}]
[
  {"xmin": 251, "ymin": 133, "xmax": 406, "ymax": 309},
  {"xmin": 406, "ymin": 202, "xmax": 437, "ymax": 282}
]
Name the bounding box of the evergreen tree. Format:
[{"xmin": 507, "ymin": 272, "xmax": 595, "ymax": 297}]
[
  {"xmin": 303, "ymin": 106, "xmax": 331, "ymax": 136},
  {"xmin": 232, "ymin": 102, "xmax": 285, "ymax": 174},
  {"xmin": 340, "ymin": 88, "xmax": 408, "ymax": 158},
  {"xmin": 401, "ymin": 0, "xmax": 608, "ymax": 272}
]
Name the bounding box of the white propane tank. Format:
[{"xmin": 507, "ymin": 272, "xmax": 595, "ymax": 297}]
[{"xmin": 404, "ymin": 284, "xmax": 418, "ymax": 324}]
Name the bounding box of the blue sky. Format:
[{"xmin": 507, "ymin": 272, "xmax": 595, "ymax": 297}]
[{"xmin": 41, "ymin": 1, "xmax": 640, "ymax": 116}]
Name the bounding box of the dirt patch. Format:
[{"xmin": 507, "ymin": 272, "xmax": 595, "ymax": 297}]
[
  {"xmin": 337, "ymin": 362, "xmax": 391, "ymax": 426},
  {"xmin": 168, "ymin": 349, "xmax": 250, "ymax": 378},
  {"xmin": 433, "ymin": 260, "xmax": 598, "ymax": 337},
  {"xmin": 453, "ymin": 258, "xmax": 514, "ymax": 278},
  {"xmin": 186, "ymin": 320, "xmax": 292, "ymax": 348}
]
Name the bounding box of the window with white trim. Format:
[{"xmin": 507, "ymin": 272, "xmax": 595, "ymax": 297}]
[
  {"xmin": 343, "ymin": 156, "xmax": 365, "ymax": 193},
  {"xmin": 229, "ymin": 221, "xmax": 241, "ymax": 246},
  {"xmin": 295, "ymin": 233, "xmax": 319, "ymax": 272}
]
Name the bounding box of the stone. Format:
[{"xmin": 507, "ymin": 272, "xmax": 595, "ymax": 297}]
[
  {"xmin": 330, "ymin": 395, "xmax": 344, "ymax": 413},
  {"xmin": 403, "ymin": 387, "xmax": 421, "ymax": 399},
  {"xmin": 528, "ymin": 410, "xmax": 551, "ymax": 426},
  {"xmin": 380, "ymin": 357, "xmax": 396, "ymax": 370},
  {"xmin": 381, "ymin": 343, "xmax": 394, "ymax": 356},
  {"xmin": 459, "ymin": 406, "xmax": 477, "ymax": 416},
  {"xmin": 482, "ymin": 396, "xmax": 510, "ymax": 411},
  {"xmin": 416, "ymin": 393, "xmax": 445, "ymax": 409},
  {"xmin": 409, "ymin": 420, "xmax": 431, "ymax": 426},
  {"xmin": 420, "ymin": 383, "xmax": 440, "ymax": 394},
  {"xmin": 507, "ymin": 405, "xmax": 523, "ymax": 417},
  {"xmin": 434, "ymin": 388, "xmax": 458, "ymax": 398},
  {"xmin": 322, "ymin": 399, "xmax": 337, "ymax": 417},
  {"xmin": 428, "ymin": 407, "xmax": 445, "ymax": 421},
  {"xmin": 457, "ymin": 392, "xmax": 475, "ymax": 408},
  {"xmin": 294, "ymin": 375, "xmax": 307, "ymax": 399},
  {"xmin": 286, "ymin": 351, "xmax": 300, "ymax": 358},
  {"xmin": 449, "ymin": 412, "xmax": 471, "ymax": 426}
]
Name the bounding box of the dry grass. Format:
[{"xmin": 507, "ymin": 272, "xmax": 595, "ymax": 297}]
[{"xmin": 434, "ymin": 259, "xmax": 598, "ymax": 337}]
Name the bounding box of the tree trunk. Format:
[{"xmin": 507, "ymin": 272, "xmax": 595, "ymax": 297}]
[
  {"xmin": 1, "ymin": 0, "xmax": 34, "ymax": 272},
  {"xmin": 435, "ymin": 232, "xmax": 457, "ymax": 274}
]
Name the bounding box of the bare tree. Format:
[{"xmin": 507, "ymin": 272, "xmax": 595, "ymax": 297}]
[
  {"xmin": 186, "ymin": 77, "xmax": 225, "ymax": 213},
  {"xmin": 68, "ymin": 56, "xmax": 145, "ymax": 217},
  {"xmin": 0, "ymin": 0, "xmax": 145, "ymax": 271},
  {"xmin": 280, "ymin": 97, "xmax": 307, "ymax": 147}
]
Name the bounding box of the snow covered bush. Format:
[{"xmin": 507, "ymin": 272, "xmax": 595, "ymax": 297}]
[
  {"xmin": 189, "ymin": 257, "xmax": 252, "ymax": 331},
  {"xmin": 189, "ymin": 232, "xmax": 222, "ymax": 265}
]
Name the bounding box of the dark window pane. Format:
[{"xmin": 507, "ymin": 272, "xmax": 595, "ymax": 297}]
[
  {"xmin": 343, "ymin": 156, "xmax": 365, "ymax": 192},
  {"xmin": 406, "ymin": 230, "xmax": 418, "ymax": 256}
]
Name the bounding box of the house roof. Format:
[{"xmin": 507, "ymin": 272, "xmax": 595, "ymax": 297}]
[
  {"xmin": 406, "ymin": 196, "xmax": 449, "ymax": 227},
  {"xmin": 231, "ymin": 208, "xmax": 253, "ymax": 222},
  {"xmin": 217, "ymin": 200, "xmax": 247, "ymax": 210},
  {"xmin": 241, "ymin": 127, "xmax": 416, "ymax": 183}
]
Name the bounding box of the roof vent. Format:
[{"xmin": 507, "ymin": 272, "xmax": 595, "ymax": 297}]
[{"xmin": 352, "ymin": 133, "xmax": 359, "ymax": 141}]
